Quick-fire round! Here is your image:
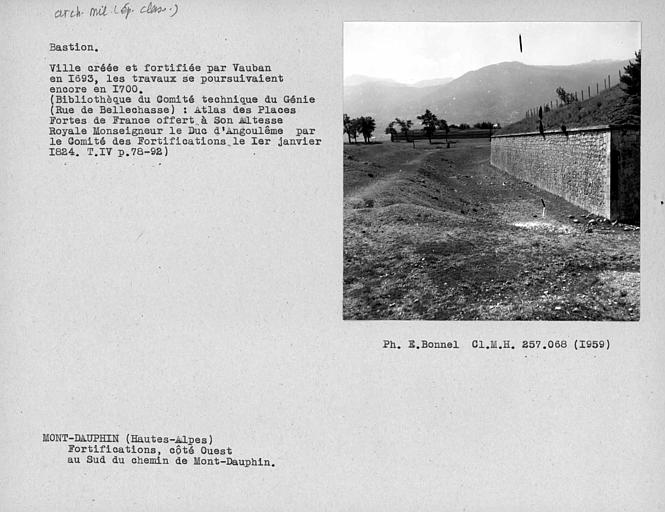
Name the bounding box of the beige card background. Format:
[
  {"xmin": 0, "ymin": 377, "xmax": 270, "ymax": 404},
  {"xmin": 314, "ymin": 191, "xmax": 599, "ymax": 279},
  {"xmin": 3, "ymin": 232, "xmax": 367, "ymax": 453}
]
[{"xmin": 1, "ymin": 0, "xmax": 664, "ymax": 510}]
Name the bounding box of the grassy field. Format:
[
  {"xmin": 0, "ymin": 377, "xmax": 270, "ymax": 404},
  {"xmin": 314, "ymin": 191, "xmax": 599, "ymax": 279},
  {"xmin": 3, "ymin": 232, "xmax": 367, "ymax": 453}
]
[{"xmin": 343, "ymin": 139, "xmax": 640, "ymax": 320}]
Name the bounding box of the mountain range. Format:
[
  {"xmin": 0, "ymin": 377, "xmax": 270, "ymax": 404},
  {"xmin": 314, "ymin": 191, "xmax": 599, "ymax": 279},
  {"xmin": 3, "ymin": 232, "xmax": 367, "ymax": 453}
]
[
  {"xmin": 344, "ymin": 75, "xmax": 454, "ymax": 88},
  {"xmin": 344, "ymin": 59, "xmax": 632, "ymax": 130}
]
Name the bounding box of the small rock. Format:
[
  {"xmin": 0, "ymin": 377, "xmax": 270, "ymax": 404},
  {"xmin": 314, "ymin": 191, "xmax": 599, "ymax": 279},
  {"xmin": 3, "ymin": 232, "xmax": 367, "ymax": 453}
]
[
  {"xmin": 568, "ymin": 214, "xmax": 575, "ymax": 219},
  {"xmin": 573, "ymin": 219, "xmax": 580, "ymax": 224}
]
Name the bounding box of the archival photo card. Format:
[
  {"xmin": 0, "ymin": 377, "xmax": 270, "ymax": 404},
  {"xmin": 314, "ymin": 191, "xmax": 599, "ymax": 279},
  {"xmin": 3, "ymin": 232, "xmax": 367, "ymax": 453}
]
[{"xmin": 2, "ymin": 2, "xmax": 664, "ymax": 510}]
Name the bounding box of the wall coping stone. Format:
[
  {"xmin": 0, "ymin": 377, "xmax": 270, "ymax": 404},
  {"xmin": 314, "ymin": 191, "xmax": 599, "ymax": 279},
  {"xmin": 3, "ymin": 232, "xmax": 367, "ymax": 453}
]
[{"xmin": 492, "ymin": 124, "xmax": 639, "ymax": 139}]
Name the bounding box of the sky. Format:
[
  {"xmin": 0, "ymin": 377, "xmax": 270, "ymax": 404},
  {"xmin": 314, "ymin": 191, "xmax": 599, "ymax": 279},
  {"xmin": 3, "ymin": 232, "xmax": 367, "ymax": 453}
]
[{"xmin": 344, "ymin": 22, "xmax": 641, "ymax": 84}]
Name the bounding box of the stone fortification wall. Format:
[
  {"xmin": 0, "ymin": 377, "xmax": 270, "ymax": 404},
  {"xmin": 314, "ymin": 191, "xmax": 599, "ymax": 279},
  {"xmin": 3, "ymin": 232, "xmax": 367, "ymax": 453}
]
[
  {"xmin": 490, "ymin": 125, "xmax": 639, "ymax": 222},
  {"xmin": 490, "ymin": 126, "xmax": 611, "ymax": 217}
]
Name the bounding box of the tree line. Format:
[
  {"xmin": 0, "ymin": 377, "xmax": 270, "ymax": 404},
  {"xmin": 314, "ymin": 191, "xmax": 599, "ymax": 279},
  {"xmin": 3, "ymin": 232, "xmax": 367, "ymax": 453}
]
[
  {"xmin": 385, "ymin": 110, "xmax": 498, "ymax": 144},
  {"xmin": 343, "ymin": 109, "xmax": 499, "ymax": 145},
  {"xmin": 343, "ymin": 114, "xmax": 376, "ymax": 144}
]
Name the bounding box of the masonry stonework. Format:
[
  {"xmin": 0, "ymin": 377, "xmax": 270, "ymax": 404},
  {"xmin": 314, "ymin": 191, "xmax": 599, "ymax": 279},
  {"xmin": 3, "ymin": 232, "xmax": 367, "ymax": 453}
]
[{"xmin": 490, "ymin": 125, "xmax": 639, "ymax": 223}]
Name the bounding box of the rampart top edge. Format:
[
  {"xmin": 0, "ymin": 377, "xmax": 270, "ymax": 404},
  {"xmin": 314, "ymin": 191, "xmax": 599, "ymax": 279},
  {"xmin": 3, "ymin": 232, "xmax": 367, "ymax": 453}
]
[{"xmin": 492, "ymin": 124, "xmax": 639, "ymax": 139}]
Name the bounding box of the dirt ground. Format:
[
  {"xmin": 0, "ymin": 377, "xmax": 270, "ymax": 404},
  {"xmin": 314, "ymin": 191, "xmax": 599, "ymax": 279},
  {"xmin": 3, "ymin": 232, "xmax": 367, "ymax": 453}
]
[{"xmin": 343, "ymin": 139, "xmax": 640, "ymax": 320}]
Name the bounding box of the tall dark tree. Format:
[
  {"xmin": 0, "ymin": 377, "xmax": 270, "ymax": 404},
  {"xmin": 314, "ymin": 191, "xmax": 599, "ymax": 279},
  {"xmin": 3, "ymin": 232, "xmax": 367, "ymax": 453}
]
[
  {"xmin": 620, "ymin": 50, "xmax": 641, "ymax": 97},
  {"xmin": 343, "ymin": 115, "xmax": 361, "ymax": 144},
  {"xmin": 343, "ymin": 114, "xmax": 356, "ymax": 144},
  {"xmin": 358, "ymin": 116, "xmax": 376, "ymax": 144},
  {"xmin": 417, "ymin": 109, "xmax": 438, "ymax": 144},
  {"xmin": 394, "ymin": 118, "xmax": 413, "ymax": 142},
  {"xmin": 350, "ymin": 118, "xmax": 361, "ymax": 144},
  {"xmin": 385, "ymin": 121, "xmax": 398, "ymax": 141}
]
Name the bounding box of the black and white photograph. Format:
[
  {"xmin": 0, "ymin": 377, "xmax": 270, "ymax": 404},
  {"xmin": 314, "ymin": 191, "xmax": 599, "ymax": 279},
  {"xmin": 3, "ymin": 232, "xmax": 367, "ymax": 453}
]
[{"xmin": 343, "ymin": 22, "xmax": 641, "ymax": 320}]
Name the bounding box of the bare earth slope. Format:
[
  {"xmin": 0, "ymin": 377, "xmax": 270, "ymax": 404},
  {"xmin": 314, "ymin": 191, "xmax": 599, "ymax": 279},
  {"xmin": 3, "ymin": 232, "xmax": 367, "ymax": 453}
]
[
  {"xmin": 343, "ymin": 140, "xmax": 639, "ymax": 320},
  {"xmin": 497, "ymin": 84, "xmax": 640, "ymax": 135}
]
